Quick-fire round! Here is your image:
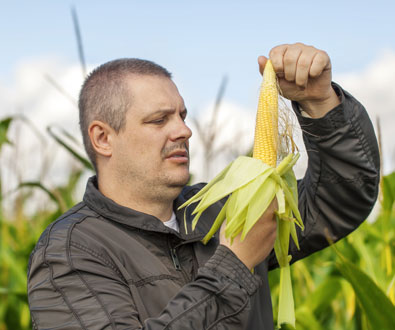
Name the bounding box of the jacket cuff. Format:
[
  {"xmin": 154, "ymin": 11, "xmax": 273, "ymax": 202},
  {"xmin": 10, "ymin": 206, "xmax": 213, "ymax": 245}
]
[
  {"xmin": 292, "ymin": 82, "xmax": 347, "ymax": 136},
  {"xmin": 204, "ymin": 245, "xmax": 262, "ymax": 295}
]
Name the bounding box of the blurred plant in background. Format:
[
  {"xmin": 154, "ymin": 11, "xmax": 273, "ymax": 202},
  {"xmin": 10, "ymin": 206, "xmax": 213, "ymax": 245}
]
[{"xmin": 1, "ymin": 81, "xmax": 395, "ymax": 329}]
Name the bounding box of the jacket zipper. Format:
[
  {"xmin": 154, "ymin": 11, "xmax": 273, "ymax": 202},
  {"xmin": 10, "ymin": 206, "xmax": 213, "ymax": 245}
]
[
  {"xmin": 168, "ymin": 237, "xmax": 204, "ymax": 283},
  {"xmin": 170, "ymin": 247, "xmax": 181, "ymax": 271}
]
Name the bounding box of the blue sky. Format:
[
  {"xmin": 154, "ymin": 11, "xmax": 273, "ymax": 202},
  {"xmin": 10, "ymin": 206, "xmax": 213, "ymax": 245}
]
[
  {"xmin": 1, "ymin": 0, "xmax": 395, "ymax": 111},
  {"xmin": 1, "ymin": 0, "xmax": 395, "ymax": 187}
]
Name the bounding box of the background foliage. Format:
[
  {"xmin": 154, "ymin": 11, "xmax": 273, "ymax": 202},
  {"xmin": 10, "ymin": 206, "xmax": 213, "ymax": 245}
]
[{"xmin": 1, "ymin": 111, "xmax": 395, "ymax": 329}]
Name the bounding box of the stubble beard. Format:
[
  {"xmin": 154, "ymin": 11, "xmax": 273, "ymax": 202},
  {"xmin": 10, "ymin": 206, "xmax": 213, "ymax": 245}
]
[
  {"xmin": 118, "ymin": 142, "xmax": 190, "ymax": 203},
  {"xmin": 160, "ymin": 142, "xmax": 190, "ymax": 187}
]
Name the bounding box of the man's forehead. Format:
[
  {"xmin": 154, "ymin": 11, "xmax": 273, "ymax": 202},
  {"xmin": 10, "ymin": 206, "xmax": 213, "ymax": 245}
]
[{"xmin": 125, "ymin": 74, "xmax": 185, "ymax": 109}]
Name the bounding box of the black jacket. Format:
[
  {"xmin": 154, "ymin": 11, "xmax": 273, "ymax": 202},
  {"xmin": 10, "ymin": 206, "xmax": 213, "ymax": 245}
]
[{"xmin": 27, "ymin": 84, "xmax": 380, "ymax": 329}]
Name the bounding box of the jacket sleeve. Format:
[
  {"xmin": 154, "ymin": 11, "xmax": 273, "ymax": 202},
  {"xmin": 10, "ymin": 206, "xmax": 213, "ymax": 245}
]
[
  {"xmin": 268, "ymin": 82, "xmax": 380, "ymax": 269},
  {"xmin": 28, "ymin": 223, "xmax": 261, "ymax": 330}
]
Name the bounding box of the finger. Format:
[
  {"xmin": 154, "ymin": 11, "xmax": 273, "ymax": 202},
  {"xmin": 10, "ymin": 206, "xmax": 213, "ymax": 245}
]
[
  {"xmin": 310, "ymin": 50, "xmax": 331, "ymax": 78},
  {"xmin": 257, "ymin": 56, "xmax": 268, "ymax": 76},
  {"xmin": 295, "ymin": 50, "xmax": 315, "ymax": 87},
  {"xmin": 269, "ymin": 44, "xmax": 288, "ymax": 78},
  {"xmin": 283, "ymin": 45, "xmax": 303, "ymax": 82}
]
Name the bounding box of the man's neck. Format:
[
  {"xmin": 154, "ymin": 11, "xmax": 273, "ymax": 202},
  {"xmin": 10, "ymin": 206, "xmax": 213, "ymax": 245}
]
[{"xmin": 97, "ymin": 176, "xmax": 176, "ymax": 222}]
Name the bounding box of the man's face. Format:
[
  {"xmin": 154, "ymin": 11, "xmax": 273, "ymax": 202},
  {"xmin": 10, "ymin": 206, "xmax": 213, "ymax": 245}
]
[{"xmin": 111, "ymin": 75, "xmax": 192, "ymax": 201}]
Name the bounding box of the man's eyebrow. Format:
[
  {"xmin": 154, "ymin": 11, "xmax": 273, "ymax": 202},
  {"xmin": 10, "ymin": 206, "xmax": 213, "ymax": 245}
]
[{"xmin": 144, "ymin": 108, "xmax": 187, "ymax": 119}]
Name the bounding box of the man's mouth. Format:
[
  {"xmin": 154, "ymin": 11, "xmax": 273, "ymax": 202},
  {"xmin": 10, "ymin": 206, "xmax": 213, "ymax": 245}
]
[{"xmin": 165, "ymin": 149, "xmax": 189, "ymax": 163}]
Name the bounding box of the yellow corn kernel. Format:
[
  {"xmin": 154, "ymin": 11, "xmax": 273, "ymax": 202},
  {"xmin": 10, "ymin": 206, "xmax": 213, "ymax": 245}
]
[{"xmin": 252, "ymin": 60, "xmax": 278, "ymax": 167}]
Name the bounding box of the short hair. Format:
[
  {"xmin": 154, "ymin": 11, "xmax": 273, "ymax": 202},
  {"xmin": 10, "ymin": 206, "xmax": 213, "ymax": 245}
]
[{"xmin": 78, "ymin": 58, "xmax": 172, "ymax": 172}]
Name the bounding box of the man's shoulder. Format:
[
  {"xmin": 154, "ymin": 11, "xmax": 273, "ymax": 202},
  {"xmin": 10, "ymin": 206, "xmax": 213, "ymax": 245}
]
[{"xmin": 29, "ymin": 203, "xmax": 98, "ymax": 260}]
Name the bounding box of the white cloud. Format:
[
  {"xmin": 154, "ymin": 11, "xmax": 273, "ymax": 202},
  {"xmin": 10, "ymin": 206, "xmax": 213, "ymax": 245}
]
[{"xmin": 335, "ymin": 49, "xmax": 395, "ymax": 174}]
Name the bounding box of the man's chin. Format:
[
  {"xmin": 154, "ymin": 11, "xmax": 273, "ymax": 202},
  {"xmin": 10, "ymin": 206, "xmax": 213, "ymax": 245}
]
[
  {"xmin": 167, "ymin": 173, "xmax": 190, "ymax": 188},
  {"xmin": 169, "ymin": 177, "xmax": 190, "ymax": 188}
]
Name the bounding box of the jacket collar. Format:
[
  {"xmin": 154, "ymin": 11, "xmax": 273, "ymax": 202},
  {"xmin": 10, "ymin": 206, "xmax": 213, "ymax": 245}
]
[{"xmin": 83, "ymin": 176, "xmax": 209, "ymax": 241}]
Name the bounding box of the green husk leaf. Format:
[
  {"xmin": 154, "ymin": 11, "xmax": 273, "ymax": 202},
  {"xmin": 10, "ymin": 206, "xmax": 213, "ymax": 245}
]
[
  {"xmin": 278, "ymin": 264, "xmax": 295, "ymax": 328},
  {"xmin": 275, "ymin": 153, "xmax": 294, "ymax": 176},
  {"xmin": 227, "ymin": 207, "xmax": 248, "ymax": 243},
  {"xmin": 241, "ymin": 177, "xmax": 276, "ymax": 240},
  {"xmin": 278, "ymin": 217, "xmax": 291, "ymax": 260},
  {"xmin": 178, "ymin": 160, "xmax": 235, "ymax": 209},
  {"xmin": 273, "ymin": 173, "xmax": 303, "ymax": 229},
  {"xmin": 191, "ymin": 210, "xmax": 204, "ymax": 230},
  {"xmin": 282, "ymin": 167, "xmax": 298, "ymax": 204},
  {"xmin": 277, "ymin": 153, "xmax": 300, "ymax": 177},
  {"xmin": 276, "ymin": 184, "xmax": 286, "ymax": 214},
  {"xmin": 289, "ymin": 220, "xmax": 299, "ymax": 250},
  {"xmin": 274, "ymin": 215, "xmax": 287, "ymax": 266},
  {"xmin": 202, "ymin": 199, "xmax": 229, "ymax": 244},
  {"xmin": 192, "ymin": 158, "xmax": 271, "ymax": 215},
  {"xmin": 225, "ymin": 169, "xmax": 273, "ymax": 229}
]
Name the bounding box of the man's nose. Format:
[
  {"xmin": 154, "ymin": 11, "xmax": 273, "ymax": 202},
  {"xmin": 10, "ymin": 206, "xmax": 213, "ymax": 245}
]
[{"xmin": 170, "ymin": 118, "xmax": 192, "ymax": 141}]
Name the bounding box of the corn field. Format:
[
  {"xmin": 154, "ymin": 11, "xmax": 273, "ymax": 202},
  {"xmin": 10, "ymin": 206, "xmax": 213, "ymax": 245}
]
[{"xmin": 1, "ymin": 108, "xmax": 395, "ymax": 330}]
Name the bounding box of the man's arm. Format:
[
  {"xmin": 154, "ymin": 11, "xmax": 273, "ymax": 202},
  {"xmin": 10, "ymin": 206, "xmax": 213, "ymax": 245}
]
[
  {"xmin": 257, "ymin": 43, "xmax": 380, "ymax": 267},
  {"xmin": 285, "ymin": 83, "xmax": 379, "ymax": 264}
]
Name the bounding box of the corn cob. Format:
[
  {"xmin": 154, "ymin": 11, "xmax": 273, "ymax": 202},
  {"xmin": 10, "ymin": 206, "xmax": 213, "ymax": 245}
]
[
  {"xmin": 179, "ymin": 59, "xmax": 303, "ymax": 329},
  {"xmin": 253, "ymin": 60, "xmax": 278, "ymax": 167}
]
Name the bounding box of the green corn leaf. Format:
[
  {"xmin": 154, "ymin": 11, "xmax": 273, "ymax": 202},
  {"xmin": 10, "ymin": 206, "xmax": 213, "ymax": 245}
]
[
  {"xmin": 382, "ymin": 171, "xmax": 395, "ymax": 213},
  {"xmin": 297, "ymin": 276, "xmax": 342, "ymax": 315},
  {"xmin": 17, "ymin": 182, "xmax": 64, "ymax": 212},
  {"xmin": 0, "ymin": 117, "xmax": 13, "ymax": 151},
  {"xmin": 295, "ymin": 306, "xmax": 324, "ymax": 330},
  {"xmin": 47, "ymin": 125, "xmax": 94, "ymax": 171},
  {"xmin": 335, "ymin": 256, "xmax": 395, "ymax": 329}
]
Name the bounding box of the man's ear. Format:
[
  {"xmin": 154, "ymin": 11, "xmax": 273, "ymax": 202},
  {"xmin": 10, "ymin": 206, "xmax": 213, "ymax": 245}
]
[{"xmin": 88, "ymin": 120, "xmax": 115, "ymax": 157}]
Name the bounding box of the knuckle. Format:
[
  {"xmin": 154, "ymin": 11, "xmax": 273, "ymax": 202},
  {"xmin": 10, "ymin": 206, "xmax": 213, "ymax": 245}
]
[
  {"xmin": 293, "ymin": 42, "xmax": 306, "ymax": 49},
  {"xmin": 270, "ymin": 44, "xmax": 288, "ymax": 57},
  {"xmin": 298, "ymin": 57, "xmax": 310, "ymax": 70},
  {"xmin": 315, "ymin": 51, "xmax": 329, "ymax": 65},
  {"xmin": 295, "ymin": 78, "xmax": 306, "ymax": 87}
]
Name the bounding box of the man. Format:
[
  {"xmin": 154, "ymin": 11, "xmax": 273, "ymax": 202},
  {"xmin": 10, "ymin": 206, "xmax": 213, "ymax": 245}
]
[{"xmin": 27, "ymin": 43, "xmax": 380, "ymax": 329}]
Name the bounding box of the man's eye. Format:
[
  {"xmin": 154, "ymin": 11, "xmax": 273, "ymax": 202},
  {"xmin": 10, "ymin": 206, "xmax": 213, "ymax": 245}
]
[{"xmin": 150, "ymin": 118, "xmax": 165, "ymax": 124}]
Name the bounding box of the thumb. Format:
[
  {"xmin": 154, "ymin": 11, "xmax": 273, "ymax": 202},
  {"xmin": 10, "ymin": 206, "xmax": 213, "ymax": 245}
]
[{"xmin": 258, "ymin": 55, "xmax": 268, "ymax": 76}]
